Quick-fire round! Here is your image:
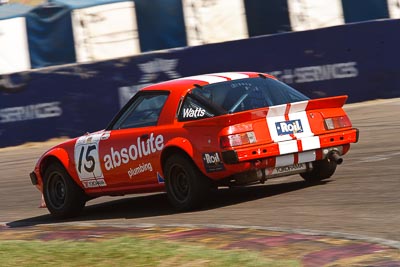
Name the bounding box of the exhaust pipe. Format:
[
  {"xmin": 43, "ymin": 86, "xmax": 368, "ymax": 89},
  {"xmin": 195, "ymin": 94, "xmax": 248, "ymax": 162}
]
[{"xmin": 328, "ymin": 151, "xmax": 343, "ymax": 165}]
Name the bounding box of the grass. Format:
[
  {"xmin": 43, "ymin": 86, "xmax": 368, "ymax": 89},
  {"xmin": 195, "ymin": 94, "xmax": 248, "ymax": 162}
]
[{"xmin": 0, "ymin": 237, "xmax": 300, "ymax": 267}]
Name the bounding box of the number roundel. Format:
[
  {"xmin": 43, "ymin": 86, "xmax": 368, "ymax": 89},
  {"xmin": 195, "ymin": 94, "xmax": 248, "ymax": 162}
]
[{"xmin": 74, "ymin": 133, "xmax": 106, "ymax": 188}]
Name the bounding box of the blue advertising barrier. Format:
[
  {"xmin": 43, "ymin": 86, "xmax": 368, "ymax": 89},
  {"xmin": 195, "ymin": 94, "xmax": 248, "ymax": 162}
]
[{"xmin": 1, "ymin": 19, "xmax": 400, "ymax": 148}]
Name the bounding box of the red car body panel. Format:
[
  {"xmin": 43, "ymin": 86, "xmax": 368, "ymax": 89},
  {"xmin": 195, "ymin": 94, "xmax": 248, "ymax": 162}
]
[{"xmin": 31, "ymin": 72, "xmax": 359, "ymax": 200}]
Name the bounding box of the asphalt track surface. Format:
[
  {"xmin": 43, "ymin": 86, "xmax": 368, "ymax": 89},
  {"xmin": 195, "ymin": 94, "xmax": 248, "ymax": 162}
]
[{"xmin": 1, "ymin": 98, "xmax": 400, "ymax": 265}]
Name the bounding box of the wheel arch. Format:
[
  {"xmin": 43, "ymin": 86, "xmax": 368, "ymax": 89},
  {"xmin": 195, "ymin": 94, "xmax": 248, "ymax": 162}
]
[
  {"xmin": 161, "ymin": 147, "xmax": 193, "ymax": 175},
  {"xmin": 162, "ymin": 149, "xmax": 211, "ymax": 211},
  {"xmin": 42, "ymin": 157, "xmax": 87, "ymax": 218},
  {"xmin": 39, "ymin": 148, "xmax": 77, "ymax": 186},
  {"xmin": 161, "ymin": 137, "xmax": 198, "ymax": 175}
]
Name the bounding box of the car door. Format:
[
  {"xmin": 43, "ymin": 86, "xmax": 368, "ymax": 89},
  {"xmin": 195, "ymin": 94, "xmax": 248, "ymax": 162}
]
[{"xmin": 97, "ymin": 91, "xmax": 169, "ymax": 189}]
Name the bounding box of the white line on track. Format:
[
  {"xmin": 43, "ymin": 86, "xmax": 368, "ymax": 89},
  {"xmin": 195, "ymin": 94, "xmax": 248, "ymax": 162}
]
[{"xmin": 358, "ymin": 151, "xmax": 400, "ymax": 163}]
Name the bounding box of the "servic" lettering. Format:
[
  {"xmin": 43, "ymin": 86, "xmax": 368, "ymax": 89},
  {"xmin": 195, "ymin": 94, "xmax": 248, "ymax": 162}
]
[{"xmin": 0, "ymin": 102, "xmax": 62, "ymax": 123}]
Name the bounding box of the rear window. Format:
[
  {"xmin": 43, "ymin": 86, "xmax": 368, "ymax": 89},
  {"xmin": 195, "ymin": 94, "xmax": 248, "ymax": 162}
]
[{"xmin": 178, "ymin": 77, "xmax": 309, "ymax": 121}]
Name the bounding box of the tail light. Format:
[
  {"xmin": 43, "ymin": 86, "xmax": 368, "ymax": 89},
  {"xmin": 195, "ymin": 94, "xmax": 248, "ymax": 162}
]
[
  {"xmin": 324, "ymin": 116, "xmax": 351, "ymax": 130},
  {"xmin": 220, "ymin": 131, "xmax": 256, "ymax": 149}
]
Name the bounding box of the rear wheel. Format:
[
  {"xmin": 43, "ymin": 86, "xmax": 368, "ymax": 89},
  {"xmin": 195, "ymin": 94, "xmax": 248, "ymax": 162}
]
[
  {"xmin": 43, "ymin": 162, "xmax": 86, "ymax": 219},
  {"xmin": 164, "ymin": 154, "xmax": 210, "ymax": 211},
  {"xmin": 300, "ymin": 158, "xmax": 337, "ymax": 182}
]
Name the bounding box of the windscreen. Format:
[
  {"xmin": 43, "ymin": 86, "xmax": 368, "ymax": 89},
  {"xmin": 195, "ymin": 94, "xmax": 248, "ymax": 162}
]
[{"xmin": 191, "ymin": 77, "xmax": 309, "ymax": 113}]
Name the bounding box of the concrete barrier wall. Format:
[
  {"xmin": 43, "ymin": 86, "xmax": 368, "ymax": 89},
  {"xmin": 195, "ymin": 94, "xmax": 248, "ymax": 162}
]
[{"xmin": 1, "ymin": 19, "xmax": 399, "ymax": 147}]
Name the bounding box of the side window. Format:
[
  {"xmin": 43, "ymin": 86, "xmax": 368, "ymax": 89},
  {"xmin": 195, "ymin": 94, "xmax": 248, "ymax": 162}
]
[
  {"xmin": 113, "ymin": 93, "xmax": 168, "ymax": 129},
  {"xmin": 178, "ymin": 95, "xmax": 214, "ymax": 121}
]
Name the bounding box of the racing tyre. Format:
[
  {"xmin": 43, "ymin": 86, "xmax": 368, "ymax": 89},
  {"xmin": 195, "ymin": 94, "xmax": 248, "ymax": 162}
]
[
  {"xmin": 43, "ymin": 162, "xmax": 87, "ymax": 219},
  {"xmin": 164, "ymin": 154, "xmax": 210, "ymax": 211},
  {"xmin": 300, "ymin": 158, "xmax": 337, "ymax": 182}
]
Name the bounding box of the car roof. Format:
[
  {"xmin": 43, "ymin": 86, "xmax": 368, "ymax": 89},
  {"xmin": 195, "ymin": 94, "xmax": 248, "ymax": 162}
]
[{"xmin": 140, "ymin": 72, "xmax": 274, "ymax": 93}]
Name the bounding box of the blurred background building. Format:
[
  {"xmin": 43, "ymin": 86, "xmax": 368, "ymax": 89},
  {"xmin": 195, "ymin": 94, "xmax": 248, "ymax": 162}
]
[{"xmin": 1, "ymin": 0, "xmax": 399, "ymax": 75}]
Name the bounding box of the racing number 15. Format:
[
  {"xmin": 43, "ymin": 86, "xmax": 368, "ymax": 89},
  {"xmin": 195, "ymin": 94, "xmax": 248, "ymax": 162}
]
[
  {"xmin": 77, "ymin": 145, "xmax": 96, "ymax": 174},
  {"xmin": 74, "ymin": 134, "xmax": 104, "ymax": 181}
]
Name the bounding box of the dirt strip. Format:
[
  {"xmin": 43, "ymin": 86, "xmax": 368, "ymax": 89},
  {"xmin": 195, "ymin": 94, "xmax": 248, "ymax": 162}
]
[{"xmin": 1, "ymin": 223, "xmax": 399, "ymax": 267}]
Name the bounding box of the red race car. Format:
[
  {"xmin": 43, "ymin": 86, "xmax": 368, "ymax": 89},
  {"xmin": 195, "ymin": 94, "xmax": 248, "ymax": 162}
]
[{"xmin": 30, "ymin": 72, "xmax": 359, "ymax": 218}]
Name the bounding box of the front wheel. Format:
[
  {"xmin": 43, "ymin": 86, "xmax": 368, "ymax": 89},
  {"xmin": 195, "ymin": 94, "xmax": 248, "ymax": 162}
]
[
  {"xmin": 43, "ymin": 162, "xmax": 87, "ymax": 219},
  {"xmin": 164, "ymin": 154, "xmax": 210, "ymax": 211},
  {"xmin": 300, "ymin": 158, "xmax": 337, "ymax": 182}
]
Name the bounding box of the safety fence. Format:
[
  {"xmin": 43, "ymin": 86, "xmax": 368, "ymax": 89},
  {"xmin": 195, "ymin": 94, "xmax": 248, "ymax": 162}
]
[{"xmin": 0, "ymin": 0, "xmax": 398, "ymax": 74}]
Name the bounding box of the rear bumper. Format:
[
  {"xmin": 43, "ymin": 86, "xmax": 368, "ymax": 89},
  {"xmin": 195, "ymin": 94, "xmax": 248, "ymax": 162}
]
[{"xmin": 222, "ymin": 128, "xmax": 358, "ymax": 165}]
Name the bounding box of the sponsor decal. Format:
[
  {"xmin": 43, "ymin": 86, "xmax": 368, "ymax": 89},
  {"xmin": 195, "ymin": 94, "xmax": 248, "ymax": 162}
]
[
  {"xmin": 0, "ymin": 73, "xmax": 29, "ymax": 93},
  {"xmin": 275, "ymin": 163, "xmax": 305, "ymax": 173},
  {"xmin": 266, "ymin": 163, "xmax": 306, "ymax": 176},
  {"xmin": 0, "ymin": 102, "xmax": 62, "ymax": 123},
  {"xmin": 74, "ymin": 133, "xmax": 107, "ymax": 188},
  {"xmin": 202, "ymin": 152, "xmax": 225, "ymax": 172},
  {"xmin": 182, "ymin": 107, "xmax": 206, "ymax": 118},
  {"xmin": 138, "ymin": 58, "xmax": 180, "ymax": 83},
  {"xmin": 276, "ymin": 119, "xmax": 303, "ymax": 135},
  {"xmin": 128, "ymin": 162, "xmax": 153, "ymax": 179},
  {"xmin": 82, "ymin": 179, "xmax": 107, "ymax": 188},
  {"xmin": 119, "ymin": 58, "xmax": 180, "ymax": 107},
  {"xmin": 157, "ymin": 172, "xmax": 165, "ymax": 183},
  {"xmin": 269, "ymin": 61, "xmax": 358, "ymax": 84},
  {"xmin": 118, "ymin": 84, "xmax": 150, "ymax": 108},
  {"xmin": 230, "ymin": 81, "xmax": 252, "ymax": 89},
  {"xmin": 103, "ymin": 133, "xmax": 164, "ymax": 171}
]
